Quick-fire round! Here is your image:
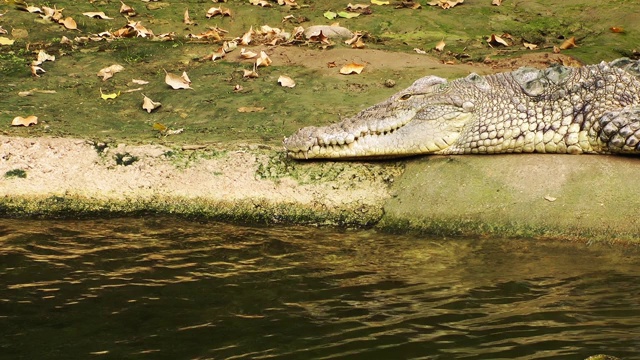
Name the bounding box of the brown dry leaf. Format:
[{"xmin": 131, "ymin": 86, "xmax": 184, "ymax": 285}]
[
  {"xmin": 154, "ymin": 32, "xmax": 176, "ymax": 41},
  {"xmin": 142, "ymin": 94, "xmax": 162, "ymax": 113},
  {"xmin": 256, "ymin": 51, "xmax": 272, "ymax": 67},
  {"xmin": 206, "ymin": 7, "xmax": 232, "ymax": 18},
  {"xmin": 31, "ymin": 64, "xmax": 46, "ymax": 77},
  {"xmin": 427, "ymin": 0, "xmax": 464, "ymax": 9},
  {"xmin": 327, "ymin": 61, "xmax": 337, "ymax": 68},
  {"xmin": 164, "ymin": 70, "xmax": 193, "ymax": 89},
  {"xmin": 237, "ymin": 106, "xmax": 265, "ymax": 113},
  {"xmin": 243, "ymin": 64, "xmax": 259, "ymax": 78},
  {"xmin": 120, "ymin": 1, "xmax": 137, "ymax": 16},
  {"xmin": 132, "ymin": 79, "xmax": 149, "ymax": 85},
  {"xmin": 340, "ymin": 63, "xmax": 365, "ymax": 75},
  {"xmin": 234, "ymin": 84, "xmax": 243, "ymax": 92},
  {"xmin": 309, "ymin": 30, "xmax": 330, "ymax": 44},
  {"xmin": 83, "ymin": 12, "xmax": 113, "ymax": 19},
  {"xmin": 610, "ymin": 26, "xmax": 624, "ymax": 33},
  {"xmin": 205, "ymin": 46, "xmax": 226, "ymax": 61},
  {"xmin": 35, "ymin": 50, "xmax": 55, "ymax": 64},
  {"xmin": 435, "ymin": 39, "xmax": 446, "ymax": 51},
  {"xmin": 346, "ymin": 3, "xmax": 370, "ymax": 10},
  {"xmin": 11, "ymin": 115, "xmax": 38, "ymax": 127},
  {"xmin": 25, "ymin": 6, "xmax": 43, "ymax": 13},
  {"xmin": 523, "ymin": 42, "xmax": 538, "ymax": 50},
  {"xmin": 97, "ymin": 64, "xmax": 125, "ymax": 81},
  {"xmin": 184, "ymin": 8, "xmax": 194, "ymax": 25},
  {"xmin": 187, "ymin": 28, "xmax": 223, "ymax": 41},
  {"xmin": 240, "ymin": 27, "xmax": 253, "ymax": 45},
  {"xmin": 345, "ymin": 32, "xmax": 364, "ymax": 47},
  {"xmin": 559, "ymin": 36, "xmax": 577, "ymax": 50},
  {"xmin": 553, "ymin": 45, "xmax": 561, "ymax": 54},
  {"xmin": 487, "ymin": 34, "xmax": 509, "ymax": 47},
  {"xmin": 240, "ymin": 48, "xmax": 258, "ymax": 59},
  {"xmin": 278, "ymin": 75, "xmax": 296, "ymax": 88},
  {"xmin": 61, "ymin": 17, "xmax": 78, "ymax": 30},
  {"xmin": 491, "ymin": 0, "xmax": 502, "ymax": 5},
  {"xmin": 129, "ymin": 21, "xmax": 154, "ymax": 38},
  {"xmin": 250, "ymin": 0, "xmax": 273, "ymax": 6}
]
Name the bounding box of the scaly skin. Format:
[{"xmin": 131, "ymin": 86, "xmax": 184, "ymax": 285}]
[{"xmin": 283, "ymin": 59, "xmax": 640, "ymax": 159}]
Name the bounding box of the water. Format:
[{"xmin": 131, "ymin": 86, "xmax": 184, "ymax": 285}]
[{"xmin": 0, "ymin": 218, "xmax": 639, "ymax": 360}]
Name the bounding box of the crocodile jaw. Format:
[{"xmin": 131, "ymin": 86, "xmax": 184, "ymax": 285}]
[{"xmin": 283, "ymin": 110, "xmax": 473, "ymax": 159}]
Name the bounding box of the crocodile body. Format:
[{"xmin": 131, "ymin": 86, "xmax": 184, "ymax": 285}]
[{"xmin": 283, "ymin": 58, "xmax": 640, "ymax": 159}]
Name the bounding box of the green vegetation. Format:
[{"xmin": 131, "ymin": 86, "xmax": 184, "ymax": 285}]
[{"xmin": 4, "ymin": 169, "xmax": 27, "ymax": 179}]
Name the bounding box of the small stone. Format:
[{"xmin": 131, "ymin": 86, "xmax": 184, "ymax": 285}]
[{"xmin": 384, "ymin": 79, "xmax": 396, "ymax": 88}]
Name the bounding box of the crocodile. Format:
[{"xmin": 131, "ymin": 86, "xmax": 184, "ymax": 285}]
[{"xmin": 283, "ymin": 58, "xmax": 640, "ymax": 159}]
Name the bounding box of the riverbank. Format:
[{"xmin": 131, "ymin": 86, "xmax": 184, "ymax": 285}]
[{"xmin": 2, "ymin": 135, "xmax": 640, "ymax": 244}]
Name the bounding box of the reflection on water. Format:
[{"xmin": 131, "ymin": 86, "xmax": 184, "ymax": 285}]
[{"xmin": 0, "ymin": 218, "xmax": 639, "ymax": 359}]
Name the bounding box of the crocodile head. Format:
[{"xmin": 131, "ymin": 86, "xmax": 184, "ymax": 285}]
[{"xmin": 283, "ymin": 74, "xmax": 481, "ymax": 159}]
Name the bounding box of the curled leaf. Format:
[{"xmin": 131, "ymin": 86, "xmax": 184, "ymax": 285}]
[
  {"xmin": 142, "ymin": 94, "xmax": 161, "ymax": 113},
  {"xmin": 61, "ymin": 17, "xmax": 78, "ymax": 30},
  {"xmin": 31, "ymin": 64, "xmax": 46, "ymax": 77},
  {"xmin": 434, "ymin": 39, "xmax": 446, "ymax": 51},
  {"xmin": 11, "ymin": 115, "xmax": 38, "ymax": 127},
  {"xmin": 35, "ymin": 50, "xmax": 55, "ymax": 64},
  {"xmin": 278, "ymin": 75, "xmax": 296, "ymax": 88},
  {"xmin": 487, "ymin": 34, "xmax": 509, "ymax": 47},
  {"xmin": 206, "ymin": 7, "xmax": 231, "ymax": 18},
  {"xmin": 184, "ymin": 8, "xmax": 194, "ymax": 25},
  {"xmin": 413, "ymin": 48, "xmax": 426, "ymax": 54},
  {"xmin": 523, "ymin": 42, "xmax": 538, "ymax": 50},
  {"xmin": 240, "ymin": 48, "xmax": 258, "ymax": 59},
  {"xmin": 256, "ymin": 51, "xmax": 272, "ymax": 67},
  {"xmin": 82, "ymin": 12, "xmax": 113, "ymax": 19},
  {"xmin": 339, "ymin": 63, "xmax": 365, "ymax": 75},
  {"xmin": 120, "ymin": 1, "xmax": 137, "ymax": 16},
  {"xmin": 240, "ymin": 26, "xmax": 253, "ymax": 45}
]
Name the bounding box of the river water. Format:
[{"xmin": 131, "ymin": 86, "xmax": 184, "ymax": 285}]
[{"xmin": 0, "ymin": 217, "xmax": 639, "ymax": 359}]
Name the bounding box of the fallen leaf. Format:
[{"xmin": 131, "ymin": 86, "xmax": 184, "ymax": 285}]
[
  {"xmin": 340, "ymin": 63, "xmax": 365, "ymax": 75},
  {"xmin": 223, "ymin": 40, "xmax": 237, "ymax": 53},
  {"xmin": 243, "ymin": 64, "xmax": 259, "ymax": 78},
  {"xmin": 206, "ymin": 7, "xmax": 231, "ymax": 18},
  {"xmin": 278, "ymin": 75, "xmax": 296, "ymax": 88},
  {"xmin": 309, "ymin": 30, "xmax": 330, "ymax": 44},
  {"xmin": 327, "ymin": 61, "xmax": 337, "ymax": 68},
  {"xmin": 398, "ymin": 0, "xmax": 421, "ymax": 9},
  {"xmin": 337, "ymin": 11, "xmax": 360, "ymax": 19},
  {"xmin": 237, "ymin": 106, "xmax": 265, "ymax": 113},
  {"xmin": 487, "ymin": 34, "xmax": 509, "ymax": 47},
  {"xmin": 240, "ymin": 48, "xmax": 258, "ymax": 59},
  {"xmin": 255, "ymin": 51, "xmax": 272, "ymax": 67},
  {"xmin": 610, "ymin": 26, "xmax": 624, "ymax": 33},
  {"xmin": 184, "ymin": 8, "xmax": 194, "ymax": 25},
  {"xmin": 250, "ymin": 0, "xmax": 273, "ymax": 6},
  {"xmin": 427, "ymin": 0, "xmax": 464, "ymax": 9},
  {"xmin": 324, "ymin": 11, "xmax": 337, "ymax": 20},
  {"xmin": 240, "ymin": 27, "xmax": 253, "ymax": 45},
  {"xmin": 0, "ymin": 37, "xmax": 15, "ymax": 45},
  {"xmin": 31, "ymin": 64, "xmax": 46, "ymax": 77},
  {"xmin": 142, "ymin": 94, "xmax": 161, "ymax": 113},
  {"xmin": 61, "ymin": 17, "xmax": 78, "ymax": 30},
  {"xmin": 371, "ymin": 0, "xmax": 389, "ymax": 4},
  {"xmin": 164, "ymin": 70, "xmax": 192, "ymax": 89},
  {"xmin": 100, "ymin": 88, "xmax": 120, "ymax": 100},
  {"xmin": 181, "ymin": 71, "xmax": 191, "ymax": 84},
  {"xmin": 434, "ymin": 39, "xmax": 446, "ymax": 51},
  {"xmin": 203, "ymin": 46, "xmax": 226, "ymax": 61},
  {"xmin": 35, "ymin": 50, "xmax": 55, "ymax": 64},
  {"xmin": 97, "ymin": 64, "xmax": 125, "ymax": 81},
  {"xmin": 153, "ymin": 123, "xmax": 168, "ymax": 132},
  {"xmin": 11, "ymin": 116, "xmax": 38, "ymax": 127},
  {"xmin": 120, "ymin": 1, "xmax": 137, "ymax": 16},
  {"xmin": 413, "ymin": 48, "xmax": 426, "ymax": 54},
  {"xmin": 553, "ymin": 45, "xmax": 561, "ymax": 54},
  {"xmin": 544, "ymin": 195, "xmax": 557, "ymax": 202},
  {"xmin": 82, "ymin": 12, "xmax": 113, "ymax": 19},
  {"xmin": 0, "ymin": 26, "xmax": 6, "ymax": 35},
  {"xmin": 559, "ymin": 36, "xmax": 577, "ymax": 50},
  {"xmin": 491, "ymin": 0, "xmax": 502, "ymax": 5},
  {"xmin": 123, "ymin": 87, "xmax": 143, "ymax": 93},
  {"xmin": 233, "ymin": 84, "xmax": 243, "ymax": 92},
  {"xmin": 132, "ymin": 79, "xmax": 149, "ymax": 85},
  {"xmin": 187, "ymin": 28, "xmax": 223, "ymax": 41},
  {"xmin": 18, "ymin": 91, "xmax": 33, "ymax": 97},
  {"xmin": 60, "ymin": 36, "xmax": 72, "ymax": 44},
  {"xmin": 347, "ymin": 3, "xmax": 370, "ymax": 10},
  {"xmin": 523, "ymin": 42, "xmax": 538, "ymax": 50}
]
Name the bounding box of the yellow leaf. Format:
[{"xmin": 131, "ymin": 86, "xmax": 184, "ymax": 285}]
[
  {"xmin": 11, "ymin": 115, "xmax": 38, "ymax": 127},
  {"xmin": 100, "ymin": 88, "xmax": 120, "ymax": 100},
  {"xmin": 371, "ymin": 0, "xmax": 389, "ymax": 4},
  {"xmin": 153, "ymin": 122, "xmax": 168, "ymax": 132},
  {"xmin": 0, "ymin": 37, "xmax": 14, "ymax": 45},
  {"xmin": 434, "ymin": 39, "xmax": 446, "ymax": 51},
  {"xmin": 559, "ymin": 36, "xmax": 577, "ymax": 50},
  {"xmin": 339, "ymin": 63, "xmax": 365, "ymax": 75}
]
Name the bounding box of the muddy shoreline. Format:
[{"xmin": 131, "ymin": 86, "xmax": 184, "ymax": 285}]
[{"xmin": 3, "ymin": 135, "xmax": 640, "ymax": 244}]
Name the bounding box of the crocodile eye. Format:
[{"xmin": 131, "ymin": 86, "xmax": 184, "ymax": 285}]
[{"xmin": 400, "ymin": 94, "xmax": 412, "ymax": 100}]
